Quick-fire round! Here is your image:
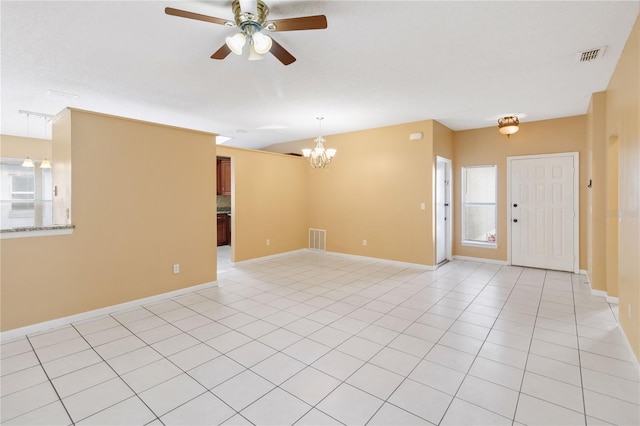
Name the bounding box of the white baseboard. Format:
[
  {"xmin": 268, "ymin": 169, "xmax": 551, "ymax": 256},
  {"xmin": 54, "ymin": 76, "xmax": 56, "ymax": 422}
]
[
  {"xmin": 582, "ymin": 273, "xmax": 635, "ymax": 366},
  {"xmin": 236, "ymin": 249, "xmax": 514, "ymax": 272},
  {"xmin": 323, "ymin": 250, "xmax": 436, "ymax": 270},
  {"xmin": 231, "ymin": 249, "xmax": 308, "ymax": 266},
  {"xmin": 452, "ymin": 255, "xmax": 508, "ymax": 265},
  {"xmin": 618, "ymin": 323, "xmax": 640, "ymax": 372},
  {"xmin": 0, "ymin": 280, "xmax": 218, "ymax": 342},
  {"xmin": 594, "ymin": 291, "xmax": 620, "ymax": 304},
  {"xmin": 583, "ymin": 270, "xmax": 620, "ymax": 304},
  {"xmin": 590, "ymin": 288, "xmax": 619, "ymax": 303}
]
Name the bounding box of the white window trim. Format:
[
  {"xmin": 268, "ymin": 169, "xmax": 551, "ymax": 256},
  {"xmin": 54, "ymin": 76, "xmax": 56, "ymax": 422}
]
[
  {"xmin": 461, "ymin": 164, "xmax": 498, "ymax": 248},
  {"xmin": 461, "ymin": 241, "xmax": 499, "ymax": 249}
]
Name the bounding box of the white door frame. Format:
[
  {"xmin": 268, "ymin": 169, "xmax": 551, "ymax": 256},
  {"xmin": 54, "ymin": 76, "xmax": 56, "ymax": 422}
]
[
  {"xmin": 435, "ymin": 156, "xmax": 453, "ymax": 263},
  {"xmin": 506, "ymin": 152, "xmax": 579, "ymax": 273}
]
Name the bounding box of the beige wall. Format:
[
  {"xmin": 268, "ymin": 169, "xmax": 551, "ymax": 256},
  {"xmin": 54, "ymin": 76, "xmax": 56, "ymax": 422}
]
[
  {"xmin": 216, "ymin": 146, "xmax": 308, "ymax": 262},
  {"xmin": 0, "ymin": 134, "xmax": 52, "ymax": 160},
  {"xmin": 1, "ymin": 110, "xmax": 217, "ymax": 331},
  {"xmin": 604, "ymin": 15, "xmax": 639, "ymax": 358},
  {"xmin": 586, "ymin": 92, "xmax": 608, "ymax": 293},
  {"xmin": 453, "ymin": 116, "xmax": 588, "ymax": 266},
  {"xmin": 605, "ymin": 135, "xmax": 619, "ymax": 298},
  {"xmin": 433, "ymin": 121, "xmax": 454, "ymax": 261},
  {"xmin": 52, "ymin": 110, "xmax": 72, "ymax": 225},
  {"xmin": 295, "ymin": 120, "xmax": 438, "ymax": 265}
]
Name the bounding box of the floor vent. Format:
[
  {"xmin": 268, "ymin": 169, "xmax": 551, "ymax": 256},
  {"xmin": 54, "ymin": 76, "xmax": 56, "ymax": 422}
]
[
  {"xmin": 309, "ymin": 228, "xmax": 326, "ymax": 251},
  {"xmin": 578, "ymin": 46, "xmax": 606, "ymax": 62}
]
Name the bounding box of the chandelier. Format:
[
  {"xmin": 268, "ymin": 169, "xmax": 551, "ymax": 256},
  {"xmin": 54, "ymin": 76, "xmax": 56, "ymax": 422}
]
[{"xmin": 302, "ymin": 117, "xmax": 336, "ymax": 168}]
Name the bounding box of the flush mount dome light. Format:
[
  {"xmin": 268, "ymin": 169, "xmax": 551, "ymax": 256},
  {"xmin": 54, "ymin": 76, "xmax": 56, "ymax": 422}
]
[{"xmin": 498, "ymin": 116, "xmax": 520, "ymax": 137}]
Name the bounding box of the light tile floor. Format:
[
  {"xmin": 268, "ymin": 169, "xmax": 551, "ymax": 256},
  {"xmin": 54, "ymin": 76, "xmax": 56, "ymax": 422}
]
[
  {"xmin": 218, "ymin": 245, "xmax": 232, "ymax": 274},
  {"xmin": 2, "ymin": 251, "xmax": 639, "ymax": 425}
]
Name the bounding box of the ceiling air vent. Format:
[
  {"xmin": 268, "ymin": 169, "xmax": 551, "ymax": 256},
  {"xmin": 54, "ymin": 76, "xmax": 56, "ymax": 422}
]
[{"xmin": 578, "ymin": 46, "xmax": 606, "ymax": 62}]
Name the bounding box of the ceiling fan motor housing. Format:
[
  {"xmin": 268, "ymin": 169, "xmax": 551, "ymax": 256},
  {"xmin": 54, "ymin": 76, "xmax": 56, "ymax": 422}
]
[{"xmin": 232, "ymin": 0, "xmax": 270, "ymax": 28}]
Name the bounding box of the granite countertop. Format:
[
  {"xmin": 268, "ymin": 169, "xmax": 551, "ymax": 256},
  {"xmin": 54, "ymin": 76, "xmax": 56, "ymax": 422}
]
[{"xmin": 1, "ymin": 224, "xmax": 76, "ymax": 233}]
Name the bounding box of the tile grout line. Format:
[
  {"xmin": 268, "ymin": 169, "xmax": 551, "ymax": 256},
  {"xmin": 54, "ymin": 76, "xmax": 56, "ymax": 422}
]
[
  {"xmin": 101, "ymin": 261, "xmax": 385, "ymax": 424},
  {"xmin": 22, "ymin": 335, "xmax": 76, "ymax": 426},
  {"xmin": 508, "ymin": 272, "xmax": 603, "ymax": 423},
  {"xmin": 106, "ymin": 307, "xmax": 249, "ymax": 425},
  {"xmin": 68, "ymin": 322, "xmax": 164, "ymax": 425},
  {"xmin": 223, "ymin": 257, "xmax": 427, "ymax": 425},
  {"xmin": 570, "ymin": 273, "xmax": 589, "ymax": 426},
  {"xmin": 361, "ymin": 261, "xmax": 508, "ymax": 425},
  {"xmin": 510, "ymin": 269, "xmax": 550, "ymax": 425},
  {"xmin": 68, "ymin": 302, "xmax": 248, "ymax": 424},
  {"xmin": 435, "ymin": 265, "xmax": 525, "ymax": 426},
  {"xmin": 199, "ymin": 259, "xmax": 456, "ymax": 424},
  {"xmin": 235, "ymin": 261, "xmax": 443, "ymax": 425}
]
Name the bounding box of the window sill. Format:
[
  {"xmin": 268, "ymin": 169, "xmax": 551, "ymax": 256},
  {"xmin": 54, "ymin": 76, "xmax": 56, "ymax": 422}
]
[
  {"xmin": 461, "ymin": 241, "xmax": 498, "ymax": 249},
  {"xmin": 1, "ymin": 225, "xmax": 75, "ymax": 239}
]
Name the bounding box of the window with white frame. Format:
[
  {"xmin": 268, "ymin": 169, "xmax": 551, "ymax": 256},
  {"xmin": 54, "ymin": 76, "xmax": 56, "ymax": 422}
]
[
  {"xmin": 1, "ymin": 158, "xmax": 53, "ymax": 228},
  {"xmin": 462, "ymin": 165, "xmax": 497, "ymax": 246}
]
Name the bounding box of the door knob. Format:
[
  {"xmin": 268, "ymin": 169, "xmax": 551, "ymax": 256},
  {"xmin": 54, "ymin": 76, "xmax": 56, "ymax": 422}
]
[
  {"xmin": 513, "ymin": 219, "xmax": 518, "ymax": 223},
  {"xmin": 513, "ymin": 203, "xmax": 518, "ymax": 208}
]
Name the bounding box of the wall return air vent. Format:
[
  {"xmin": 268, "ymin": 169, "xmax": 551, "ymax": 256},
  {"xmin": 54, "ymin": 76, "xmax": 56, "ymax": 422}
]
[
  {"xmin": 578, "ymin": 46, "xmax": 606, "ymax": 62},
  {"xmin": 309, "ymin": 228, "xmax": 326, "ymax": 251}
]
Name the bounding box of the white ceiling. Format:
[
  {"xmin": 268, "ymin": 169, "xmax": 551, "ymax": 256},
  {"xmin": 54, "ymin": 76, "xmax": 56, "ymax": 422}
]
[{"xmin": 2, "ymin": 1, "xmax": 638, "ymax": 149}]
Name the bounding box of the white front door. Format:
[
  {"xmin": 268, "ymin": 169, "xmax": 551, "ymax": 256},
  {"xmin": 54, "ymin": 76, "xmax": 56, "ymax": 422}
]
[
  {"xmin": 436, "ymin": 157, "xmax": 451, "ymax": 264},
  {"xmin": 509, "ymin": 153, "xmax": 578, "ymax": 272}
]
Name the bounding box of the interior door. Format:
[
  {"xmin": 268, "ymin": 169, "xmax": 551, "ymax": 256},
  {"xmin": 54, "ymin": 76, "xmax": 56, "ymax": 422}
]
[
  {"xmin": 436, "ymin": 157, "xmax": 450, "ymax": 264},
  {"xmin": 510, "ymin": 154, "xmax": 578, "ymax": 272}
]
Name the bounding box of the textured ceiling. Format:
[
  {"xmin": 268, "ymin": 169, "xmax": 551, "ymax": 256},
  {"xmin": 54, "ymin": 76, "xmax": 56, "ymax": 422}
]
[{"xmin": 1, "ymin": 1, "xmax": 638, "ymax": 149}]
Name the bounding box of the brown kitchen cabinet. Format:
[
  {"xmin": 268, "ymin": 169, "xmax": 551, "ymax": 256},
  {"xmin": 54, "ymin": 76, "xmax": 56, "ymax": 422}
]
[
  {"xmin": 217, "ymin": 158, "xmax": 231, "ymax": 195},
  {"xmin": 217, "ymin": 213, "xmax": 230, "ymax": 246}
]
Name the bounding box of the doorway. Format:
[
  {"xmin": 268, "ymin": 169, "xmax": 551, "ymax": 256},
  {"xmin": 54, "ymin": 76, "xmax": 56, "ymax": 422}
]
[
  {"xmin": 435, "ymin": 156, "xmax": 452, "ymax": 265},
  {"xmin": 508, "ymin": 152, "xmax": 579, "ymax": 272},
  {"xmin": 216, "ymin": 156, "xmax": 233, "ymax": 273}
]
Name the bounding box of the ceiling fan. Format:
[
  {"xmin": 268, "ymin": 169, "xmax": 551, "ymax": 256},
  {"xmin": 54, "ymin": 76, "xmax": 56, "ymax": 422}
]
[{"xmin": 165, "ymin": 0, "xmax": 327, "ymax": 65}]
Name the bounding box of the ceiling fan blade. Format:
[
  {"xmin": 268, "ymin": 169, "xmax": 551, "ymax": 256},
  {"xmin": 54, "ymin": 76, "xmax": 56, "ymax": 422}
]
[
  {"xmin": 211, "ymin": 44, "xmax": 232, "ymax": 60},
  {"xmin": 165, "ymin": 7, "xmax": 229, "ymax": 26},
  {"xmin": 269, "ymin": 38, "xmax": 296, "ymax": 65},
  {"xmin": 269, "ymin": 15, "xmax": 327, "ymax": 31}
]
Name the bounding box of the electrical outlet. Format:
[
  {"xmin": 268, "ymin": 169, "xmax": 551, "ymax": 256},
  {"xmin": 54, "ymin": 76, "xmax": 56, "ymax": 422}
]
[
  {"xmin": 266, "ymin": 239, "xmax": 270, "ymax": 246},
  {"xmin": 363, "ymin": 239, "xmax": 367, "ymax": 246},
  {"xmin": 173, "ymin": 264, "xmax": 180, "ymax": 274},
  {"xmin": 420, "ymin": 202, "xmax": 426, "ymax": 210}
]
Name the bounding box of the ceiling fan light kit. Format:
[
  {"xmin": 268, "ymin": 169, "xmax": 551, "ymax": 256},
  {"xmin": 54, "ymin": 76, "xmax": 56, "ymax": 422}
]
[
  {"xmin": 248, "ymin": 45, "xmax": 264, "ymax": 61},
  {"xmin": 225, "ymin": 33, "xmax": 246, "ymax": 55},
  {"xmin": 165, "ymin": 0, "xmax": 327, "ymax": 66},
  {"xmin": 252, "ymin": 31, "xmax": 272, "ymax": 54},
  {"xmin": 498, "ymin": 115, "xmax": 520, "ymax": 137}
]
